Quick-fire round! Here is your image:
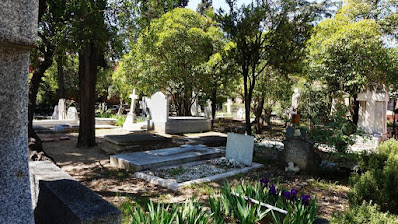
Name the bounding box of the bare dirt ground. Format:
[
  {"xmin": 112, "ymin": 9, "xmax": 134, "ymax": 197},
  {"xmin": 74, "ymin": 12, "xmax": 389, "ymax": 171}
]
[{"xmin": 39, "ymin": 124, "xmax": 350, "ymax": 222}]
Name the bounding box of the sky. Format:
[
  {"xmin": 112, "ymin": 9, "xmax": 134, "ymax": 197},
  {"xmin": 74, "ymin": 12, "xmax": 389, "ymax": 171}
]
[{"xmin": 187, "ymin": 0, "xmax": 252, "ymax": 11}]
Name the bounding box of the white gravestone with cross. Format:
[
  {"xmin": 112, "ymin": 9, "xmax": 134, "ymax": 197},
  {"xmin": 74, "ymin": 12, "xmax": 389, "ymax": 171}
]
[{"xmin": 123, "ymin": 90, "xmax": 139, "ymax": 130}]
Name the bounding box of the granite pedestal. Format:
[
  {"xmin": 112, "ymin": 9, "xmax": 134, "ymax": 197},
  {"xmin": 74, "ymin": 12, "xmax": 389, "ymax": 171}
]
[{"xmin": 0, "ymin": 1, "xmax": 39, "ymax": 223}]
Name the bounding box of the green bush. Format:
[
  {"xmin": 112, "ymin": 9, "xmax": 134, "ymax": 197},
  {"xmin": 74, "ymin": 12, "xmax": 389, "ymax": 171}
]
[
  {"xmin": 330, "ymin": 201, "xmax": 398, "ymax": 224},
  {"xmin": 349, "ymin": 139, "xmax": 398, "ymax": 214}
]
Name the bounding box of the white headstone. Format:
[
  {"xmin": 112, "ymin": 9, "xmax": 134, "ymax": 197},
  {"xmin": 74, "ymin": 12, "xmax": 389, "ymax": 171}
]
[
  {"xmin": 147, "ymin": 91, "xmax": 169, "ymax": 122},
  {"xmin": 291, "ymin": 88, "xmax": 301, "ymax": 110},
  {"xmin": 66, "ymin": 106, "xmax": 78, "ymax": 123},
  {"xmin": 357, "ymin": 85, "xmax": 389, "ymax": 139},
  {"xmin": 204, "ymin": 100, "xmax": 212, "ymax": 119},
  {"xmin": 236, "ymin": 107, "xmax": 245, "ymax": 119},
  {"xmin": 226, "ymin": 133, "xmax": 254, "ymax": 166},
  {"xmin": 51, "ymin": 105, "xmax": 59, "ymax": 120},
  {"xmin": 226, "ymin": 99, "xmax": 232, "ymax": 114},
  {"xmin": 191, "ymin": 92, "xmax": 199, "ymax": 116},
  {"xmin": 58, "ymin": 98, "xmax": 67, "ymax": 120}
]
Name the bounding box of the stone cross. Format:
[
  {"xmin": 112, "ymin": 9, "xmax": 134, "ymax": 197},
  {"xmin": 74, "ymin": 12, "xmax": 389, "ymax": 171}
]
[
  {"xmin": 226, "ymin": 99, "xmax": 232, "ymax": 114},
  {"xmin": 0, "ymin": 1, "xmax": 38, "ymax": 223},
  {"xmin": 129, "ymin": 89, "xmax": 139, "ymax": 115}
]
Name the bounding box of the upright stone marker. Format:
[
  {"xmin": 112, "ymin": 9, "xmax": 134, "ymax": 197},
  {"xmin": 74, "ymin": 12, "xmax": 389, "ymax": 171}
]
[
  {"xmin": 123, "ymin": 89, "xmax": 139, "ymax": 130},
  {"xmin": 58, "ymin": 98, "xmax": 67, "ymax": 120},
  {"xmin": 226, "ymin": 99, "xmax": 232, "ymax": 114},
  {"xmin": 0, "ymin": 1, "xmax": 38, "ymax": 223},
  {"xmin": 226, "ymin": 133, "xmax": 254, "ymax": 166}
]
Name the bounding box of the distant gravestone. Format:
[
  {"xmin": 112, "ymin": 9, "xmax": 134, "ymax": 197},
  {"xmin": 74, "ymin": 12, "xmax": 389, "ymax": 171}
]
[
  {"xmin": 66, "ymin": 106, "xmax": 78, "ymax": 123},
  {"xmin": 58, "ymin": 98, "xmax": 67, "ymax": 120},
  {"xmin": 226, "ymin": 133, "xmax": 254, "ymax": 166},
  {"xmin": 226, "ymin": 99, "xmax": 232, "ymax": 114},
  {"xmin": 123, "ymin": 89, "xmax": 139, "ymax": 130},
  {"xmin": 204, "ymin": 100, "xmax": 212, "ymax": 119},
  {"xmin": 51, "ymin": 105, "xmax": 59, "ymax": 120},
  {"xmin": 147, "ymin": 91, "xmax": 169, "ymax": 122}
]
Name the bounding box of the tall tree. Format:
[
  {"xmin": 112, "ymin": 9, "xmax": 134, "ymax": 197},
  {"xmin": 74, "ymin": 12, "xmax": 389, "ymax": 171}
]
[
  {"xmin": 217, "ymin": 0, "xmax": 315, "ymax": 135},
  {"xmin": 307, "ymin": 0, "xmax": 397, "ymax": 124},
  {"xmin": 115, "ymin": 8, "xmax": 219, "ymax": 116},
  {"xmin": 28, "ymin": 0, "xmax": 69, "ymax": 161},
  {"xmin": 68, "ymin": 0, "xmax": 110, "ymax": 147},
  {"xmin": 197, "ymin": 0, "xmax": 213, "ymax": 14}
]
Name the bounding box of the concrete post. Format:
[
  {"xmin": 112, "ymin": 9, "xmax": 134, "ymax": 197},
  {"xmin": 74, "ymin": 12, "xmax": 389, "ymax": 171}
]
[{"xmin": 0, "ymin": 1, "xmax": 39, "ymax": 223}]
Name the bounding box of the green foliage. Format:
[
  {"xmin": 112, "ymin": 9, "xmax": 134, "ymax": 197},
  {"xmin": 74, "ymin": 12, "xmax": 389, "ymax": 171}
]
[
  {"xmin": 349, "ymin": 139, "xmax": 398, "ymax": 214},
  {"xmin": 169, "ymin": 166, "xmax": 185, "ymax": 176},
  {"xmin": 95, "ymin": 113, "xmax": 126, "ymax": 127},
  {"xmin": 129, "ymin": 199, "xmax": 209, "ymax": 224},
  {"xmin": 330, "ymin": 201, "xmax": 398, "ymax": 224},
  {"xmin": 299, "ymin": 82, "xmax": 331, "ymax": 125},
  {"xmin": 308, "ymin": 103, "xmax": 358, "ymax": 152},
  {"xmin": 114, "ymin": 8, "xmax": 222, "ymax": 115},
  {"xmin": 306, "ymin": 0, "xmax": 397, "ymax": 95},
  {"xmin": 217, "ymin": 0, "xmax": 316, "ymax": 134}
]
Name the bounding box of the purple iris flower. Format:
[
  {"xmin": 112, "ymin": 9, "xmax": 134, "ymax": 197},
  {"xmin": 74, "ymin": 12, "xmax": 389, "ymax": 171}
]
[
  {"xmin": 269, "ymin": 185, "xmax": 278, "ymax": 195},
  {"xmin": 260, "ymin": 178, "xmax": 269, "ymax": 186},
  {"xmin": 282, "ymin": 190, "xmax": 291, "ymax": 199},
  {"xmin": 301, "ymin": 194, "xmax": 311, "ymax": 206},
  {"xmin": 289, "ymin": 189, "xmax": 298, "ymax": 200}
]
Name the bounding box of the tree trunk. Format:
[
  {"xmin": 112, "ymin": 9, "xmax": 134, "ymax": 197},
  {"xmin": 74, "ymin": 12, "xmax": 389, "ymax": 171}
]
[
  {"xmin": 77, "ymin": 43, "xmax": 98, "ymax": 148},
  {"xmin": 57, "ymin": 55, "xmax": 65, "ymax": 99},
  {"xmin": 28, "ymin": 49, "xmax": 56, "ymax": 162},
  {"xmin": 253, "ymin": 96, "xmax": 265, "ymax": 134},
  {"xmin": 352, "ymin": 94, "xmax": 359, "ymax": 125},
  {"xmin": 211, "ymin": 83, "xmax": 217, "ymax": 129}
]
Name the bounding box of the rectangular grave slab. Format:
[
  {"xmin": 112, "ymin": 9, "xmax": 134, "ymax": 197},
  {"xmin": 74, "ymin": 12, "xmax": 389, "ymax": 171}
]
[
  {"xmin": 29, "ymin": 161, "xmax": 121, "ymax": 224},
  {"xmin": 226, "ymin": 133, "xmax": 254, "ymax": 166},
  {"xmin": 110, "ymin": 146, "xmax": 224, "ymax": 172},
  {"xmin": 101, "ymin": 133, "xmax": 172, "ymax": 154}
]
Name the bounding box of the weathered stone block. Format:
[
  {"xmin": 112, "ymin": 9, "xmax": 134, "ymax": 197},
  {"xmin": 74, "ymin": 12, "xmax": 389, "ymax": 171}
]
[{"xmin": 282, "ymin": 137, "xmax": 321, "ymax": 172}]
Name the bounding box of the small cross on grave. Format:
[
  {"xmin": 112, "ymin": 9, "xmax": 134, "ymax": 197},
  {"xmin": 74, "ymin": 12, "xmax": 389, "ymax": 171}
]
[{"xmin": 129, "ymin": 89, "xmax": 139, "ymax": 116}]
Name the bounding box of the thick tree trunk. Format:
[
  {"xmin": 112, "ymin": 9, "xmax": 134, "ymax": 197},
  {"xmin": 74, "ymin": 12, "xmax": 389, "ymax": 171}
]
[
  {"xmin": 77, "ymin": 43, "xmax": 98, "ymax": 148},
  {"xmin": 57, "ymin": 55, "xmax": 65, "ymax": 99}
]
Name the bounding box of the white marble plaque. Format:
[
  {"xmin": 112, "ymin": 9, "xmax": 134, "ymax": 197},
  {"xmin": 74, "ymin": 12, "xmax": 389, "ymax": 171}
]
[{"xmin": 226, "ymin": 133, "xmax": 254, "ymax": 166}]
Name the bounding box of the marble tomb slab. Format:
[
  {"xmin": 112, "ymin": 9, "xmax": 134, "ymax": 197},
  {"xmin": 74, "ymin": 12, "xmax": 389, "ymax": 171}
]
[{"xmin": 110, "ymin": 145, "xmax": 224, "ymax": 172}]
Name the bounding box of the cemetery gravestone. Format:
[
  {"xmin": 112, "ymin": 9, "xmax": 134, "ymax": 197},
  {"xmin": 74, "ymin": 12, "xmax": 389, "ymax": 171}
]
[
  {"xmin": 66, "ymin": 106, "xmax": 78, "ymax": 123},
  {"xmin": 226, "ymin": 133, "xmax": 254, "ymax": 166},
  {"xmin": 51, "ymin": 105, "xmax": 59, "ymax": 120},
  {"xmin": 123, "ymin": 90, "xmax": 139, "ymax": 130},
  {"xmin": 58, "ymin": 98, "xmax": 67, "ymax": 120},
  {"xmin": 226, "ymin": 99, "xmax": 232, "ymax": 114},
  {"xmin": 0, "ymin": 1, "xmax": 39, "ymax": 223}
]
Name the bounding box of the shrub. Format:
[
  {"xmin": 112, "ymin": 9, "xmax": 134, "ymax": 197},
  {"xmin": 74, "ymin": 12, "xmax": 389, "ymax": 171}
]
[
  {"xmin": 349, "ymin": 139, "xmax": 398, "ymax": 214},
  {"xmin": 330, "ymin": 201, "xmax": 398, "ymax": 224}
]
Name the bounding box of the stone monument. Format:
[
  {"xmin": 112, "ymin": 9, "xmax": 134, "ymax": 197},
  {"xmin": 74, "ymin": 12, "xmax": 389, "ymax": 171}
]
[
  {"xmin": 51, "ymin": 105, "xmax": 59, "ymax": 120},
  {"xmin": 58, "ymin": 98, "xmax": 67, "ymax": 120},
  {"xmin": 225, "ymin": 133, "xmax": 254, "ymax": 166},
  {"xmin": 204, "ymin": 100, "xmax": 212, "ymax": 119},
  {"xmin": 123, "ymin": 89, "xmax": 139, "ymax": 130},
  {"xmin": 226, "ymin": 99, "xmax": 232, "ymax": 114},
  {"xmin": 357, "ymin": 85, "xmax": 389, "ymax": 141},
  {"xmin": 66, "ymin": 106, "xmax": 79, "ymax": 123},
  {"xmin": 288, "ymin": 88, "xmax": 301, "ymax": 125},
  {"xmin": 0, "ymin": 1, "xmax": 38, "ymax": 222},
  {"xmin": 282, "ymin": 130, "xmax": 320, "ymax": 173}
]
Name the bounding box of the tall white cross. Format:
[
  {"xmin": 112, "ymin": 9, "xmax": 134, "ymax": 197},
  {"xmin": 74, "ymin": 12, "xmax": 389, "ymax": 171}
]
[{"xmin": 129, "ymin": 89, "xmax": 139, "ymax": 115}]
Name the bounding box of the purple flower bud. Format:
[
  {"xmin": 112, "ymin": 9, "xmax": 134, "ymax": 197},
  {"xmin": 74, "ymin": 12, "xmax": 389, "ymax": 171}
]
[
  {"xmin": 301, "ymin": 194, "xmax": 311, "ymax": 206},
  {"xmin": 269, "ymin": 185, "xmax": 278, "ymax": 195},
  {"xmin": 260, "ymin": 178, "xmax": 269, "ymax": 186}
]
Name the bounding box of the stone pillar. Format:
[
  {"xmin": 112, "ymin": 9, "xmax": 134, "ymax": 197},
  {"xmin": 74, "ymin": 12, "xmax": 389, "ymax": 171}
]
[{"xmin": 0, "ymin": 1, "xmax": 38, "ymax": 223}]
